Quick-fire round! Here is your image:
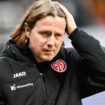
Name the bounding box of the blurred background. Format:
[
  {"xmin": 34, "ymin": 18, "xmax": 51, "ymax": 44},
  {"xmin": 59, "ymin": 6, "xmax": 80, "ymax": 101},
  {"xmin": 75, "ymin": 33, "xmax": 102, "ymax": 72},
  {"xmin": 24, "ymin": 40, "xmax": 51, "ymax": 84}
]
[{"xmin": 0, "ymin": 0, "xmax": 105, "ymax": 104}]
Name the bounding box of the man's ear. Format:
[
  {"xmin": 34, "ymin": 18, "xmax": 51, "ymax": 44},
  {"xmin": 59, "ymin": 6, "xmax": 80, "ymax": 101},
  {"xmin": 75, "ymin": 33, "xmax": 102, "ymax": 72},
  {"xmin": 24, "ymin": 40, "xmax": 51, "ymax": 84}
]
[{"xmin": 24, "ymin": 22, "xmax": 31, "ymax": 38}]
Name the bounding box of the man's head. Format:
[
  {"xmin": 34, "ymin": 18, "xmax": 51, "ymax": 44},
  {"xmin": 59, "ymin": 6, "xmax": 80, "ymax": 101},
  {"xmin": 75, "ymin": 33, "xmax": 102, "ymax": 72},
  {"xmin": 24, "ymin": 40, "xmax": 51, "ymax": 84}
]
[{"xmin": 11, "ymin": 0, "xmax": 66, "ymax": 62}]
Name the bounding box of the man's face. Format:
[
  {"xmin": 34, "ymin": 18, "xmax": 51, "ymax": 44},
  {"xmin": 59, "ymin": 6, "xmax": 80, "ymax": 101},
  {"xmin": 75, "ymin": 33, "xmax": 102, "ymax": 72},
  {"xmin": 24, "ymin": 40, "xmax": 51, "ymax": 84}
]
[{"xmin": 25, "ymin": 16, "xmax": 66, "ymax": 62}]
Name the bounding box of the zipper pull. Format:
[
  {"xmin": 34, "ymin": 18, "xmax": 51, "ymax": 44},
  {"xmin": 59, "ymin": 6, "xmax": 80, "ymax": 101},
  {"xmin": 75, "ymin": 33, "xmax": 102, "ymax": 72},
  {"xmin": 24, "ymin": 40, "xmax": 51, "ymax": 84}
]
[{"xmin": 40, "ymin": 73, "xmax": 43, "ymax": 76}]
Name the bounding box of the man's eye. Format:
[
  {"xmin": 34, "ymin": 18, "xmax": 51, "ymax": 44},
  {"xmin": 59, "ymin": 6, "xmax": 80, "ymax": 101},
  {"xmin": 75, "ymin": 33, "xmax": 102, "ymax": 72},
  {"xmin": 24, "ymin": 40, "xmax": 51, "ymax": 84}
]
[
  {"xmin": 55, "ymin": 34, "xmax": 63, "ymax": 38},
  {"xmin": 39, "ymin": 32, "xmax": 46, "ymax": 34},
  {"xmin": 56, "ymin": 34, "xmax": 62, "ymax": 37}
]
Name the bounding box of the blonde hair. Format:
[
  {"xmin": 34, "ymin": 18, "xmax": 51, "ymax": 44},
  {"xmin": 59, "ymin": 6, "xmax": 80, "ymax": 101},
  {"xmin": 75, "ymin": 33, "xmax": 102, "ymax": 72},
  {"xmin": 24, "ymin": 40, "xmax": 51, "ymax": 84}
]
[{"xmin": 11, "ymin": 0, "xmax": 66, "ymax": 47}]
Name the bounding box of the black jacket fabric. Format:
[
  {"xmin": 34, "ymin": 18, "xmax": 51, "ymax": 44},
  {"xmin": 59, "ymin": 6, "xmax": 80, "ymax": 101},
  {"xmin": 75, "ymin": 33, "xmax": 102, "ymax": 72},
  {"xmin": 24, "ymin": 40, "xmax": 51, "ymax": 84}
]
[{"xmin": 0, "ymin": 29, "xmax": 105, "ymax": 105}]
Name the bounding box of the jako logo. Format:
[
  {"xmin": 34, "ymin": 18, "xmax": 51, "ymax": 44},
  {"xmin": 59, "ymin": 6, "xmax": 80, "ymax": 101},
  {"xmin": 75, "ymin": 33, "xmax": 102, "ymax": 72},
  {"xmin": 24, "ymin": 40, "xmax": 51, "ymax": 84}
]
[{"xmin": 13, "ymin": 71, "xmax": 26, "ymax": 78}]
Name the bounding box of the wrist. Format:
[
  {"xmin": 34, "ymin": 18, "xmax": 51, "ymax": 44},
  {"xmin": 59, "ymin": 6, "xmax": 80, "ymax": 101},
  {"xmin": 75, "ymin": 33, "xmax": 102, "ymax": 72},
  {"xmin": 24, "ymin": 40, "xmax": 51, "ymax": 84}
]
[
  {"xmin": 67, "ymin": 26, "xmax": 77, "ymax": 35},
  {"xmin": 68, "ymin": 28, "xmax": 80, "ymax": 39}
]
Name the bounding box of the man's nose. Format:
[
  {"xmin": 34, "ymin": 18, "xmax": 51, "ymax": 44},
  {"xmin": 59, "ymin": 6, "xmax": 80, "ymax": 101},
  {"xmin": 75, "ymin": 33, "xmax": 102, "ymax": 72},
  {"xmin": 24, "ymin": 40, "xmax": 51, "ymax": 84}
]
[{"xmin": 47, "ymin": 35, "xmax": 55, "ymax": 46}]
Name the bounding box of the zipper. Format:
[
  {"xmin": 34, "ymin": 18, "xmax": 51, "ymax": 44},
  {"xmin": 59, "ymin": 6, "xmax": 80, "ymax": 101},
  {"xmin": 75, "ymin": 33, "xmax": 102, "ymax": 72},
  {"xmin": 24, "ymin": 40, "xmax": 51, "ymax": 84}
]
[
  {"xmin": 33, "ymin": 63, "xmax": 48, "ymax": 105},
  {"xmin": 40, "ymin": 73, "xmax": 47, "ymax": 105}
]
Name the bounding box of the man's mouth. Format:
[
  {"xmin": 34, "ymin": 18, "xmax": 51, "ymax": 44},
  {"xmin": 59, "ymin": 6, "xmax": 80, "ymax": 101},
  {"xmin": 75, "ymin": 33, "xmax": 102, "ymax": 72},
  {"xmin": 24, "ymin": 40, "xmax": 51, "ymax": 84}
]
[{"xmin": 43, "ymin": 49, "xmax": 55, "ymax": 54}]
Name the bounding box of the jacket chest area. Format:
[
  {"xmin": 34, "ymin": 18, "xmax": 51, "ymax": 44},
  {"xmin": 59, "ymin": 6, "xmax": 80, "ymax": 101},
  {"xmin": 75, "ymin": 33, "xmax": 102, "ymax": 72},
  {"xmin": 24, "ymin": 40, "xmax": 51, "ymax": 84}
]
[
  {"xmin": 2, "ymin": 65, "xmax": 64, "ymax": 105},
  {"xmin": 1, "ymin": 58, "xmax": 74, "ymax": 105}
]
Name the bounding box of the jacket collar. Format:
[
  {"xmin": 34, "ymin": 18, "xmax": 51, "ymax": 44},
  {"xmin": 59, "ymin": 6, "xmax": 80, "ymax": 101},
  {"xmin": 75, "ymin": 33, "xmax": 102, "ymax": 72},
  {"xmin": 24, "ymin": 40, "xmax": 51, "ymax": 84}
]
[
  {"xmin": 1, "ymin": 39, "xmax": 64, "ymax": 64},
  {"xmin": 1, "ymin": 40, "xmax": 35, "ymax": 63}
]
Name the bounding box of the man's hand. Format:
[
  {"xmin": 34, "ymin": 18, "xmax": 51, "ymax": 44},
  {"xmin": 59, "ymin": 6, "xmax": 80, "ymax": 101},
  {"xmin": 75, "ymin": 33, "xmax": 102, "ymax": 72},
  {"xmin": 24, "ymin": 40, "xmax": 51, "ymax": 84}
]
[{"xmin": 55, "ymin": 2, "xmax": 77, "ymax": 35}]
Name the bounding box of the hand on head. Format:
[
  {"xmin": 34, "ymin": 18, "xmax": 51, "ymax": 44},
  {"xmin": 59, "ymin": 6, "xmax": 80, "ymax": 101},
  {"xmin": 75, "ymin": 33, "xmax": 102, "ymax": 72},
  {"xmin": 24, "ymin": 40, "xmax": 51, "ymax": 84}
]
[{"xmin": 54, "ymin": 2, "xmax": 77, "ymax": 35}]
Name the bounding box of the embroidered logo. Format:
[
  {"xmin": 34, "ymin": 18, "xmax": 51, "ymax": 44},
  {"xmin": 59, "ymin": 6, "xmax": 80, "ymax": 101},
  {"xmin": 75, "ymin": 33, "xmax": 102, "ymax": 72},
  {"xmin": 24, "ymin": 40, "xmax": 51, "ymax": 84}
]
[
  {"xmin": 10, "ymin": 83, "xmax": 33, "ymax": 91},
  {"xmin": 13, "ymin": 71, "xmax": 26, "ymax": 78},
  {"xmin": 10, "ymin": 84, "xmax": 16, "ymax": 91},
  {"xmin": 51, "ymin": 59, "xmax": 67, "ymax": 73}
]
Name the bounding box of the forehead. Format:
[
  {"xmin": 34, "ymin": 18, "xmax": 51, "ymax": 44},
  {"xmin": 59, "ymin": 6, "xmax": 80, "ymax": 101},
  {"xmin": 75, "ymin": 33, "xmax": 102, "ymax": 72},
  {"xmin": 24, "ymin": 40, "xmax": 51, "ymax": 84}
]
[{"xmin": 35, "ymin": 16, "xmax": 66, "ymax": 29}]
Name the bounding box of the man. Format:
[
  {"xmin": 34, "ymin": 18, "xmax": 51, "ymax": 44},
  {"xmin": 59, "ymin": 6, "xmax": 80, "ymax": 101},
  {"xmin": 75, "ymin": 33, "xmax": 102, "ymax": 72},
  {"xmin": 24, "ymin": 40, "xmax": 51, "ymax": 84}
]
[{"xmin": 0, "ymin": 0, "xmax": 105, "ymax": 105}]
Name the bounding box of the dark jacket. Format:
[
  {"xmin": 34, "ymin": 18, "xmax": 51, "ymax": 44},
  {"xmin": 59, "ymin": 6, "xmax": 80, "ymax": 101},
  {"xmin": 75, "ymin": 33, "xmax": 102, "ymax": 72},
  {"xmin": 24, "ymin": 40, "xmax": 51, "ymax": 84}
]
[{"xmin": 0, "ymin": 29, "xmax": 105, "ymax": 105}]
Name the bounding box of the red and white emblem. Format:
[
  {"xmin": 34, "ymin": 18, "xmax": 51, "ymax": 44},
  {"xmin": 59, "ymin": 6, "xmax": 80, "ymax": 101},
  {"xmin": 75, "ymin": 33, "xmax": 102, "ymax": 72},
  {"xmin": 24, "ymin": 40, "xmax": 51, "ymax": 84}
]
[{"xmin": 51, "ymin": 59, "xmax": 67, "ymax": 73}]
